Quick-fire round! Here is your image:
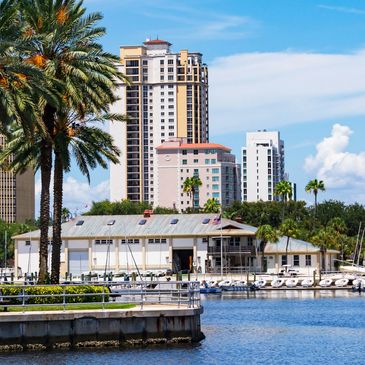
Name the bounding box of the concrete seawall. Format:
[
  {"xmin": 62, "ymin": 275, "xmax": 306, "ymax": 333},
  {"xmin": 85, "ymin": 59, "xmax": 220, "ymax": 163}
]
[{"xmin": 0, "ymin": 306, "xmax": 204, "ymax": 351}]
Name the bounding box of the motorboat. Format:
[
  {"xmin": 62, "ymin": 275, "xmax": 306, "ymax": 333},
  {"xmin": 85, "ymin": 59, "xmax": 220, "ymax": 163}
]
[
  {"xmin": 271, "ymin": 278, "xmax": 285, "ymax": 288},
  {"xmin": 301, "ymin": 278, "xmax": 314, "ymax": 287},
  {"xmin": 352, "ymin": 278, "xmax": 365, "ymax": 288},
  {"xmin": 254, "ymin": 279, "xmax": 267, "ymax": 288},
  {"xmin": 200, "ymin": 286, "xmax": 222, "ymax": 294},
  {"xmin": 319, "ymin": 278, "xmax": 332, "ymax": 287},
  {"xmin": 335, "ymin": 278, "xmax": 349, "ymax": 287},
  {"xmin": 285, "ymin": 278, "xmax": 298, "ymax": 288},
  {"xmin": 218, "ymin": 280, "xmax": 232, "ymax": 287},
  {"xmin": 232, "ymin": 280, "xmax": 247, "ymax": 286},
  {"xmin": 208, "ymin": 280, "xmax": 218, "ymax": 287}
]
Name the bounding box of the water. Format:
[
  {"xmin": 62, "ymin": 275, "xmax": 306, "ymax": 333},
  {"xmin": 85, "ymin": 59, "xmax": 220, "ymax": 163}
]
[{"xmin": 1, "ymin": 290, "xmax": 365, "ymax": 364}]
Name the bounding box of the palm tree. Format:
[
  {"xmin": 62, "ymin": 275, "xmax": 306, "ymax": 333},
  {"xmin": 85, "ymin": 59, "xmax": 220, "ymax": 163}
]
[
  {"xmin": 17, "ymin": 0, "xmax": 126, "ymax": 282},
  {"xmin": 305, "ymin": 179, "xmax": 325, "ymax": 215},
  {"xmin": 256, "ymin": 224, "xmax": 279, "ymax": 272},
  {"xmin": 61, "ymin": 207, "xmax": 71, "ymax": 222},
  {"xmin": 274, "ymin": 180, "xmax": 293, "ymax": 202},
  {"xmin": 328, "ymin": 217, "xmax": 347, "ymax": 260},
  {"xmin": 204, "ymin": 198, "xmax": 220, "ymax": 213},
  {"xmin": 51, "ymin": 113, "xmax": 122, "ymax": 283},
  {"xmin": 279, "ymin": 218, "xmax": 299, "ymax": 267},
  {"xmin": 183, "ymin": 177, "xmax": 193, "ymax": 203},
  {"xmin": 190, "ymin": 176, "xmax": 202, "ymax": 208}
]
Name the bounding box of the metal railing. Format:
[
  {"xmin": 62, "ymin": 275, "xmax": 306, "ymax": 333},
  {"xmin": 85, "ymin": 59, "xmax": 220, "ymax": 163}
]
[
  {"xmin": 0, "ymin": 281, "xmax": 201, "ymax": 311},
  {"xmin": 208, "ymin": 246, "xmax": 255, "ymax": 254}
]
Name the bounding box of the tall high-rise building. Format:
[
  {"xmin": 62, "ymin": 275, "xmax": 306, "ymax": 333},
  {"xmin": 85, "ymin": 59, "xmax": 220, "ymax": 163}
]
[
  {"xmin": 110, "ymin": 39, "xmax": 209, "ymax": 204},
  {"xmin": 0, "ymin": 135, "xmax": 34, "ymax": 223},
  {"xmin": 241, "ymin": 130, "xmax": 285, "ymax": 202}
]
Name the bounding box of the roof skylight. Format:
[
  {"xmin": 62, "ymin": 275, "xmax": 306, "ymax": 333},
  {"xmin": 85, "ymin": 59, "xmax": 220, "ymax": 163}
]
[
  {"xmin": 76, "ymin": 220, "xmax": 84, "ymax": 226},
  {"xmin": 170, "ymin": 218, "xmax": 179, "ymax": 225}
]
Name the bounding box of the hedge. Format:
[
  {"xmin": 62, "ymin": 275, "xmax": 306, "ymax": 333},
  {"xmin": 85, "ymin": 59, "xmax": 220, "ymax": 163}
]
[{"xmin": 0, "ymin": 285, "xmax": 109, "ymax": 305}]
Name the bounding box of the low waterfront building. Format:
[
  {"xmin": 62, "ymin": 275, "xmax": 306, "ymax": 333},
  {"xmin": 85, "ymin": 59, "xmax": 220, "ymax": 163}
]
[
  {"xmin": 155, "ymin": 138, "xmax": 241, "ymax": 210},
  {"xmin": 13, "ymin": 214, "xmax": 338, "ymax": 277},
  {"xmin": 264, "ymin": 237, "xmax": 338, "ymax": 274}
]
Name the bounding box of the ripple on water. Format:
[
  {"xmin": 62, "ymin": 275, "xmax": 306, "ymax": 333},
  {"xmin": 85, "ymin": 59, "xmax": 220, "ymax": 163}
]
[{"xmin": 1, "ymin": 291, "xmax": 365, "ymax": 365}]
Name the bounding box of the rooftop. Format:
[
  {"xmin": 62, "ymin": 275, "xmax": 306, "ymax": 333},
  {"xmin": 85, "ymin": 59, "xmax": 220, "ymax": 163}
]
[
  {"xmin": 156, "ymin": 142, "xmax": 231, "ymax": 152},
  {"xmin": 143, "ymin": 39, "xmax": 172, "ymax": 46}
]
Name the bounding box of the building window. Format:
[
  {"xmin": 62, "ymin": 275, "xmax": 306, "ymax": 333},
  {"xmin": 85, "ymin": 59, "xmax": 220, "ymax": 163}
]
[
  {"xmin": 193, "ymin": 149, "xmax": 199, "ymax": 155},
  {"xmin": 205, "ymin": 159, "xmax": 210, "ymax": 164},
  {"xmin": 212, "ymin": 168, "xmax": 219, "ymax": 174},
  {"xmin": 182, "ymin": 159, "xmax": 187, "ymax": 165},
  {"xmin": 121, "ymin": 239, "xmax": 140, "ymax": 244},
  {"xmin": 305, "ymin": 255, "xmax": 312, "ymax": 266},
  {"xmin": 194, "ymin": 159, "xmax": 198, "ymax": 163},
  {"xmin": 293, "ymin": 255, "xmax": 300, "ymax": 266},
  {"xmin": 212, "ymin": 184, "xmax": 219, "ymax": 190},
  {"xmin": 95, "ymin": 239, "xmax": 113, "ymax": 245},
  {"xmin": 281, "ymin": 255, "xmax": 287, "ymax": 266},
  {"xmin": 212, "ymin": 192, "xmax": 220, "ymax": 199},
  {"xmin": 211, "ymin": 159, "xmax": 216, "ymax": 164},
  {"xmin": 182, "ymin": 150, "xmax": 187, "ymax": 155}
]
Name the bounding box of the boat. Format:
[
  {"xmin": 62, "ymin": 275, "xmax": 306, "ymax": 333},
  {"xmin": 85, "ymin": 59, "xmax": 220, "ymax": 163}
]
[
  {"xmin": 200, "ymin": 286, "xmax": 222, "ymax": 294},
  {"xmin": 218, "ymin": 280, "xmax": 232, "ymax": 287},
  {"xmin": 353, "ymin": 278, "xmax": 365, "ymax": 288},
  {"xmin": 335, "ymin": 278, "xmax": 349, "ymax": 287},
  {"xmin": 285, "ymin": 278, "xmax": 298, "ymax": 288},
  {"xmin": 232, "ymin": 280, "xmax": 247, "ymax": 286},
  {"xmin": 301, "ymin": 278, "xmax": 314, "ymax": 287},
  {"xmin": 254, "ymin": 279, "xmax": 267, "ymax": 288},
  {"xmin": 319, "ymin": 278, "xmax": 332, "ymax": 287},
  {"xmin": 271, "ymin": 278, "xmax": 285, "ymax": 288}
]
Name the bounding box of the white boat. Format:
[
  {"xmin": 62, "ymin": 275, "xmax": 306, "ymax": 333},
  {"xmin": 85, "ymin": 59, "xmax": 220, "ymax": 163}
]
[
  {"xmin": 271, "ymin": 278, "xmax": 285, "ymax": 288},
  {"xmin": 319, "ymin": 278, "xmax": 332, "ymax": 287},
  {"xmin": 301, "ymin": 278, "xmax": 314, "ymax": 287},
  {"xmin": 208, "ymin": 280, "xmax": 218, "ymax": 287},
  {"xmin": 335, "ymin": 278, "xmax": 349, "ymax": 287},
  {"xmin": 218, "ymin": 280, "xmax": 232, "ymax": 287},
  {"xmin": 353, "ymin": 279, "xmax": 365, "ymax": 287},
  {"xmin": 285, "ymin": 278, "xmax": 298, "ymax": 288},
  {"xmin": 232, "ymin": 280, "xmax": 247, "ymax": 287},
  {"xmin": 339, "ymin": 265, "xmax": 365, "ymax": 274},
  {"xmin": 254, "ymin": 279, "xmax": 267, "ymax": 288}
]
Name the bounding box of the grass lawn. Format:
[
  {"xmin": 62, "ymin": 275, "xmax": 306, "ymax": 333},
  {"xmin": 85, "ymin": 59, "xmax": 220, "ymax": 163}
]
[{"xmin": 3, "ymin": 303, "xmax": 136, "ymax": 312}]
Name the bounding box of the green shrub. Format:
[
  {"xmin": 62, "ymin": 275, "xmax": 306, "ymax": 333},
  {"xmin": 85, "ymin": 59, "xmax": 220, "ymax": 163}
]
[{"xmin": 0, "ymin": 285, "xmax": 108, "ymax": 304}]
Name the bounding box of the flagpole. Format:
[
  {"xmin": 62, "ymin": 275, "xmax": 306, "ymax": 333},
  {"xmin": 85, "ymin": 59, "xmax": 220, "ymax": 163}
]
[{"xmin": 220, "ymin": 208, "xmax": 223, "ymax": 279}]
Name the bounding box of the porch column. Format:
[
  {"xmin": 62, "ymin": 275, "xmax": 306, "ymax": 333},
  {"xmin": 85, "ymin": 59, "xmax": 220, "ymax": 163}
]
[
  {"xmin": 64, "ymin": 240, "xmax": 69, "ymax": 273},
  {"xmin": 169, "ymin": 238, "xmax": 173, "ymax": 270},
  {"xmin": 115, "ymin": 238, "xmax": 119, "ymax": 272},
  {"xmin": 142, "ymin": 238, "xmax": 146, "ymax": 271},
  {"xmin": 88, "ymin": 239, "xmax": 92, "ymax": 271}
]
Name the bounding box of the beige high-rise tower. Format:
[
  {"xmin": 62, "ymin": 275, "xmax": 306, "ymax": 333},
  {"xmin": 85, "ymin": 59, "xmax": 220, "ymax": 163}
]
[
  {"xmin": 110, "ymin": 39, "xmax": 209, "ymax": 204},
  {"xmin": 0, "ymin": 135, "xmax": 34, "ymax": 223}
]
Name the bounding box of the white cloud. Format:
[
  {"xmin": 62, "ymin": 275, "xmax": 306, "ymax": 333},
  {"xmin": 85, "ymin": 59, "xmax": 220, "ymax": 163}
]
[
  {"xmin": 209, "ymin": 50, "xmax": 365, "ymax": 135},
  {"xmin": 35, "ymin": 176, "xmax": 109, "ymax": 217},
  {"xmin": 318, "ymin": 5, "xmax": 365, "ymax": 15},
  {"xmin": 304, "ymin": 123, "xmax": 365, "ymax": 189}
]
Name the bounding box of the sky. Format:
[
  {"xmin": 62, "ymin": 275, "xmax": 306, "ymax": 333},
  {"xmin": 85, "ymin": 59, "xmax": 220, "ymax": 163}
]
[{"xmin": 38, "ymin": 0, "xmax": 365, "ymax": 216}]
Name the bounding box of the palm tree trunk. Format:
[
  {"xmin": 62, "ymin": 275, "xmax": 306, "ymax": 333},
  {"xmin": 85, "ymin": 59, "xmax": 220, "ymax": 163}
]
[
  {"xmin": 314, "ymin": 191, "xmax": 318, "ymax": 216},
  {"xmin": 38, "ymin": 105, "xmax": 55, "ymax": 284},
  {"xmin": 261, "ymin": 241, "xmax": 266, "ymax": 273},
  {"xmin": 51, "ymin": 151, "xmax": 63, "ymax": 284},
  {"xmin": 285, "ymin": 236, "xmax": 290, "ymax": 270}
]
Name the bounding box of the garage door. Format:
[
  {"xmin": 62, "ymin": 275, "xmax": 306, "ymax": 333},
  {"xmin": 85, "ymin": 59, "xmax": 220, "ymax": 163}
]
[{"xmin": 68, "ymin": 251, "xmax": 89, "ymax": 276}]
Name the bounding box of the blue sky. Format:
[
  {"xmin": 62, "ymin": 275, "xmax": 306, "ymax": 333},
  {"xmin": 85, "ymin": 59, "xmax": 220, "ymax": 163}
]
[{"xmin": 47, "ymin": 0, "xmax": 365, "ymax": 215}]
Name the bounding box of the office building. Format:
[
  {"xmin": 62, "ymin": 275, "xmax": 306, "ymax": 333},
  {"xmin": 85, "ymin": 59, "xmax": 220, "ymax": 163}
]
[
  {"xmin": 242, "ymin": 130, "xmax": 285, "ymax": 202},
  {"xmin": 110, "ymin": 39, "xmax": 209, "ymax": 205},
  {"xmin": 155, "ymin": 138, "xmax": 240, "ymax": 210},
  {"xmin": 0, "ymin": 135, "xmax": 34, "ymax": 223}
]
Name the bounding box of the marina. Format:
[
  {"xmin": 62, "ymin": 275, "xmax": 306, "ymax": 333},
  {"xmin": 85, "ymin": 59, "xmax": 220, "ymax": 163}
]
[{"xmin": 1, "ymin": 290, "xmax": 365, "ymax": 364}]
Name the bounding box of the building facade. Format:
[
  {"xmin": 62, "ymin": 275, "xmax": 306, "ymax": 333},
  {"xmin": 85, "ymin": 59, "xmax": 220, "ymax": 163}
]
[
  {"xmin": 242, "ymin": 130, "xmax": 285, "ymax": 202},
  {"xmin": 13, "ymin": 214, "xmax": 337, "ymax": 277},
  {"xmin": 0, "ymin": 135, "xmax": 34, "ymax": 223},
  {"xmin": 155, "ymin": 138, "xmax": 241, "ymax": 210},
  {"xmin": 110, "ymin": 39, "xmax": 209, "ymax": 205}
]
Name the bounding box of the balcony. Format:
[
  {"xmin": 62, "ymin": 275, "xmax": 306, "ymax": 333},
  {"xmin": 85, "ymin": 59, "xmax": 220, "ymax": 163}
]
[{"xmin": 208, "ymin": 246, "xmax": 255, "ymax": 255}]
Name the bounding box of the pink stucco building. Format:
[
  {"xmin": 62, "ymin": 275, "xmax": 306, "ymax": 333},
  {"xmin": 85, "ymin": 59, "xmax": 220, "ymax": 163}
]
[{"xmin": 156, "ymin": 138, "xmax": 241, "ymax": 211}]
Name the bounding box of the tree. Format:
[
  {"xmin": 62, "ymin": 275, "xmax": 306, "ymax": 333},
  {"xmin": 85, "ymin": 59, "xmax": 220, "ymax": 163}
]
[
  {"xmin": 183, "ymin": 176, "xmax": 202, "ymax": 209},
  {"xmin": 279, "ymin": 218, "xmax": 299, "ymax": 264},
  {"xmin": 305, "ymin": 179, "xmax": 325, "ymax": 215},
  {"xmin": 256, "ymin": 224, "xmax": 279, "ymax": 272},
  {"xmin": 13, "ymin": 0, "xmax": 126, "ymax": 283},
  {"xmin": 328, "ymin": 217, "xmax": 347, "ymax": 260},
  {"xmin": 274, "ymin": 180, "xmax": 293, "ymax": 202},
  {"xmin": 61, "ymin": 208, "xmax": 71, "ymax": 223},
  {"xmin": 203, "ymin": 198, "xmax": 221, "ymax": 213}
]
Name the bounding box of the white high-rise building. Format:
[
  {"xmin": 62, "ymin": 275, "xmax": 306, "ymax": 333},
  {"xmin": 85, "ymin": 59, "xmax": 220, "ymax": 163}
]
[
  {"xmin": 241, "ymin": 130, "xmax": 285, "ymax": 202},
  {"xmin": 110, "ymin": 39, "xmax": 209, "ymax": 205}
]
